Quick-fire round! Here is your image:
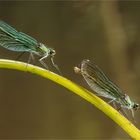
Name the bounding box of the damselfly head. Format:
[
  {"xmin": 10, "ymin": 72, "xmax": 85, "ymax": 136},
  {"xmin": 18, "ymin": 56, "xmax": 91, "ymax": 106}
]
[
  {"xmin": 49, "ymin": 48, "xmax": 56, "ymax": 56},
  {"xmin": 133, "ymin": 103, "xmax": 139, "ymax": 110},
  {"xmin": 48, "ymin": 48, "xmax": 62, "ymax": 75},
  {"xmin": 121, "ymin": 94, "xmax": 139, "ymax": 110},
  {"xmin": 131, "ymin": 102, "xmax": 139, "ymax": 121}
]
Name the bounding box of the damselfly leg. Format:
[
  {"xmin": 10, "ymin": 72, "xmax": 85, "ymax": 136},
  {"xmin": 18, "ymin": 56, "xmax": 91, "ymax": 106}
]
[
  {"xmin": 15, "ymin": 52, "xmax": 25, "ymax": 61},
  {"xmin": 51, "ymin": 56, "xmax": 62, "ymax": 75},
  {"xmin": 15, "ymin": 52, "xmax": 35, "ymax": 69},
  {"xmin": 39, "ymin": 55, "xmax": 49, "ymax": 70},
  {"xmin": 25, "ymin": 52, "xmax": 35, "ymax": 68}
]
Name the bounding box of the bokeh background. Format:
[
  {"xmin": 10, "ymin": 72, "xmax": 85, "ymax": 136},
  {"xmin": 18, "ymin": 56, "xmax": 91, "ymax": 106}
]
[{"xmin": 0, "ymin": 1, "xmax": 140, "ymax": 139}]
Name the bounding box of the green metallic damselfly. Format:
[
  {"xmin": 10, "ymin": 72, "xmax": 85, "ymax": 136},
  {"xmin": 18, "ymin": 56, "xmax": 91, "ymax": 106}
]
[
  {"xmin": 74, "ymin": 59, "xmax": 139, "ymax": 119},
  {"xmin": 0, "ymin": 20, "xmax": 61, "ymax": 73}
]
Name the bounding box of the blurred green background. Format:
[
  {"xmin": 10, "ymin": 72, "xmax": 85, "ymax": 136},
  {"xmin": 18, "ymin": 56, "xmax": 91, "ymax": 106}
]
[{"xmin": 0, "ymin": 1, "xmax": 140, "ymax": 139}]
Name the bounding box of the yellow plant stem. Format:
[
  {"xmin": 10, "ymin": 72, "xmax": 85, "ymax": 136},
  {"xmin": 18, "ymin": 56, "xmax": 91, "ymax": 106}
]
[{"xmin": 0, "ymin": 59, "xmax": 140, "ymax": 139}]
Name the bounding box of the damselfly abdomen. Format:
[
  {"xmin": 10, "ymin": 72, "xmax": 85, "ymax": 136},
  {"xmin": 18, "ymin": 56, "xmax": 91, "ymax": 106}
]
[
  {"xmin": 74, "ymin": 59, "xmax": 139, "ymax": 119},
  {"xmin": 0, "ymin": 20, "xmax": 60, "ymax": 73}
]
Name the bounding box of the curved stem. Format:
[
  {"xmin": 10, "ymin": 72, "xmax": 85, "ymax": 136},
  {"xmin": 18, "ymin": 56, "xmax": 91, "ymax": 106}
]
[{"xmin": 0, "ymin": 59, "xmax": 140, "ymax": 139}]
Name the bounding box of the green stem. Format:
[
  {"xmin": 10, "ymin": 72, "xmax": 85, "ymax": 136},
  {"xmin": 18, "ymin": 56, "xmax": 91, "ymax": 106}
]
[{"xmin": 0, "ymin": 59, "xmax": 140, "ymax": 139}]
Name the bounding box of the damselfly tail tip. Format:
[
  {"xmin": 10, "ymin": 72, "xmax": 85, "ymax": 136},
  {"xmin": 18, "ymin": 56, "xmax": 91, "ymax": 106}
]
[
  {"xmin": 74, "ymin": 59, "xmax": 91, "ymax": 74},
  {"xmin": 74, "ymin": 59, "xmax": 90, "ymax": 74},
  {"xmin": 74, "ymin": 66, "xmax": 81, "ymax": 74}
]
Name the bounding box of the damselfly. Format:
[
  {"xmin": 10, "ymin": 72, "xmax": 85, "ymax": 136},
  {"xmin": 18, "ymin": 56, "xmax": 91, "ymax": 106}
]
[
  {"xmin": 74, "ymin": 59, "xmax": 139, "ymax": 119},
  {"xmin": 0, "ymin": 20, "xmax": 60, "ymax": 73}
]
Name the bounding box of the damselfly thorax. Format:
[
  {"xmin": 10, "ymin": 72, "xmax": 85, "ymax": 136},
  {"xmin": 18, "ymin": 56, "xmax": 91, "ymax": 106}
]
[{"xmin": 74, "ymin": 59, "xmax": 139, "ymax": 119}]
